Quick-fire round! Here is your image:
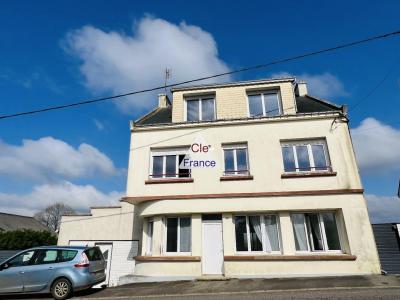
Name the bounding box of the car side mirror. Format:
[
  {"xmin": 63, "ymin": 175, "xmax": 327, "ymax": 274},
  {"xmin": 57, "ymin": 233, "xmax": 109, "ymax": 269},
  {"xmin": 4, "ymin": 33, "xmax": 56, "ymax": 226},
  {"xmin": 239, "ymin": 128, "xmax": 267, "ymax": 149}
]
[{"xmin": 0, "ymin": 263, "xmax": 9, "ymax": 270}]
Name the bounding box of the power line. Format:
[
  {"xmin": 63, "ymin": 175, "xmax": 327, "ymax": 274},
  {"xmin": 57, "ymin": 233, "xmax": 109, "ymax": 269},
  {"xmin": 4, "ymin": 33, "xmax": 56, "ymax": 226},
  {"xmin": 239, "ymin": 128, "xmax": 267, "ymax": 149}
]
[{"xmin": 1, "ymin": 29, "xmax": 400, "ymax": 121}]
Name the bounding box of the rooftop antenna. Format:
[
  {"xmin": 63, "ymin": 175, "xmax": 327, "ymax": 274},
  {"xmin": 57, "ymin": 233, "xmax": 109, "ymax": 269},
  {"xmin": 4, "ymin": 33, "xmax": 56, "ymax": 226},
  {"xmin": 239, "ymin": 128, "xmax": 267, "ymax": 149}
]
[{"xmin": 164, "ymin": 68, "xmax": 171, "ymax": 94}]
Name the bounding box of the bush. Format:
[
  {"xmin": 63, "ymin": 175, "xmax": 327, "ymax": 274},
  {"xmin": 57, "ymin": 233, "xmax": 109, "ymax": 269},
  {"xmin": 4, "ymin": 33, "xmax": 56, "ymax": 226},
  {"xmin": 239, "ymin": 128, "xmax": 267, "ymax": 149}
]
[{"xmin": 0, "ymin": 229, "xmax": 57, "ymax": 250}]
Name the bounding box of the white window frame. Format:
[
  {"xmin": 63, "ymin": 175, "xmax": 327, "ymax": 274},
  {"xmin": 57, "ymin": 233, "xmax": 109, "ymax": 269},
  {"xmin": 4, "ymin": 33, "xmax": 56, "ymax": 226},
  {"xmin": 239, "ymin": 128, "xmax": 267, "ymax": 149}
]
[
  {"xmin": 281, "ymin": 139, "xmax": 331, "ymax": 173},
  {"xmin": 163, "ymin": 216, "xmax": 192, "ymax": 255},
  {"xmin": 234, "ymin": 214, "xmax": 282, "ymax": 254},
  {"xmin": 146, "ymin": 219, "xmax": 154, "ymax": 255},
  {"xmin": 247, "ymin": 90, "xmax": 282, "ymax": 117},
  {"xmin": 184, "ymin": 96, "xmax": 216, "ymax": 121},
  {"xmin": 291, "ymin": 211, "xmax": 342, "ymax": 254},
  {"xmin": 149, "ymin": 148, "xmax": 190, "ymax": 179},
  {"xmin": 222, "ymin": 144, "xmax": 250, "ymax": 176}
]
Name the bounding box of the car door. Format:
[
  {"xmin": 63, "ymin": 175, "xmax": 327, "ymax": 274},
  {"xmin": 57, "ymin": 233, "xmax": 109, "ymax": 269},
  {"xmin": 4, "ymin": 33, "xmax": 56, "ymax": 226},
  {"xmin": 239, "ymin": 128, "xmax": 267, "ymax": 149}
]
[
  {"xmin": 22, "ymin": 249, "xmax": 58, "ymax": 292},
  {"xmin": 0, "ymin": 250, "xmax": 35, "ymax": 294}
]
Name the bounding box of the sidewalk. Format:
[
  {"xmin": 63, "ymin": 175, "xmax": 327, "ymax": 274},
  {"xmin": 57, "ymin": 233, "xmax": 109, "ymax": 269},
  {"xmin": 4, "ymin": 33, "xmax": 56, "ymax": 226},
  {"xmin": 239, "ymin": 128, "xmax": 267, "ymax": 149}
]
[{"xmin": 75, "ymin": 275, "xmax": 400, "ymax": 299}]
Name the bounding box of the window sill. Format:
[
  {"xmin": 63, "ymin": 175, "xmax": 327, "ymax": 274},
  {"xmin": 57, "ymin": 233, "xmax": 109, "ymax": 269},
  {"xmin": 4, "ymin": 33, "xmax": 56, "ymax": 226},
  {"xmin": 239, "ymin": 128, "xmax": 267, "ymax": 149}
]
[
  {"xmin": 281, "ymin": 172, "xmax": 337, "ymax": 179},
  {"xmin": 145, "ymin": 178, "xmax": 194, "ymax": 184},
  {"xmin": 220, "ymin": 175, "xmax": 254, "ymax": 181},
  {"xmin": 224, "ymin": 254, "xmax": 356, "ymax": 261},
  {"xmin": 135, "ymin": 256, "xmax": 201, "ymax": 262}
]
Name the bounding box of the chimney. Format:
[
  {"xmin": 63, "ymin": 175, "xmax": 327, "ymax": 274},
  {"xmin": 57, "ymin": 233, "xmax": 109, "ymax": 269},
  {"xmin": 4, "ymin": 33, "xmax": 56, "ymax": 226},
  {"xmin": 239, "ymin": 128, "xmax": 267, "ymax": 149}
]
[
  {"xmin": 296, "ymin": 82, "xmax": 308, "ymax": 97},
  {"xmin": 158, "ymin": 93, "xmax": 171, "ymax": 108}
]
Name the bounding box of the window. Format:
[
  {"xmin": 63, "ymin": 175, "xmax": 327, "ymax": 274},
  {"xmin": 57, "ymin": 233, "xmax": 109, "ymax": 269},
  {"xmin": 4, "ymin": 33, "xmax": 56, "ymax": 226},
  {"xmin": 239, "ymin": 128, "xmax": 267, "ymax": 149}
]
[
  {"xmin": 223, "ymin": 145, "xmax": 249, "ymax": 176},
  {"xmin": 6, "ymin": 250, "xmax": 35, "ymax": 267},
  {"xmin": 186, "ymin": 97, "xmax": 215, "ymax": 121},
  {"xmin": 234, "ymin": 215, "xmax": 281, "ymax": 253},
  {"xmin": 291, "ymin": 212, "xmax": 341, "ymax": 252},
  {"xmin": 146, "ymin": 219, "xmax": 154, "ymax": 255},
  {"xmin": 84, "ymin": 247, "xmax": 103, "ymax": 261},
  {"xmin": 32, "ymin": 249, "xmax": 58, "ymax": 265},
  {"xmin": 58, "ymin": 250, "xmax": 78, "ymax": 262},
  {"xmin": 166, "ymin": 217, "xmax": 191, "ymax": 254},
  {"xmin": 281, "ymin": 140, "xmax": 331, "ymax": 173},
  {"xmin": 150, "ymin": 150, "xmax": 190, "ymax": 179},
  {"xmin": 248, "ymin": 91, "xmax": 281, "ymax": 117}
]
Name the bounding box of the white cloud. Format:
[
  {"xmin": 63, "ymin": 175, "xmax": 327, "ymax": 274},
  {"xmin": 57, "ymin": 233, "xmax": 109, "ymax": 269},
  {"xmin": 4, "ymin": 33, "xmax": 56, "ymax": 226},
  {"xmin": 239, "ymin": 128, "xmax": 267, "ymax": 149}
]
[
  {"xmin": 0, "ymin": 137, "xmax": 118, "ymax": 181},
  {"xmin": 93, "ymin": 119, "xmax": 105, "ymax": 131},
  {"xmin": 352, "ymin": 118, "xmax": 400, "ymax": 175},
  {"xmin": 0, "ymin": 181, "xmax": 123, "ymax": 216},
  {"xmin": 65, "ymin": 16, "xmax": 231, "ymax": 113},
  {"xmin": 272, "ymin": 72, "xmax": 347, "ymax": 99},
  {"xmin": 365, "ymin": 194, "xmax": 400, "ymax": 223}
]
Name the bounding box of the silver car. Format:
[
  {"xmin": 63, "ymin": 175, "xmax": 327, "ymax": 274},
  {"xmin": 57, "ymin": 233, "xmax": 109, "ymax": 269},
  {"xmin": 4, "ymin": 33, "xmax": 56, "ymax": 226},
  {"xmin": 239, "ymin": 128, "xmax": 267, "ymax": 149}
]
[{"xmin": 0, "ymin": 246, "xmax": 106, "ymax": 299}]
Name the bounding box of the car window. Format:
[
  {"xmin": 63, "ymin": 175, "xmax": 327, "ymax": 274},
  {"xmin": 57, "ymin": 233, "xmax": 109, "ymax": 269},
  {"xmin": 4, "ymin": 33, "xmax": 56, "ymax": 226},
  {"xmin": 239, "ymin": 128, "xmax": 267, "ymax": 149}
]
[
  {"xmin": 32, "ymin": 249, "xmax": 58, "ymax": 265},
  {"xmin": 84, "ymin": 247, "xmax": 103, "ymax": 261},
  {"xmin": 7, "ymin": 250, "xmax": 35, "ymax": 267},
  {"xmin": 58, "ymin": 250, "xmax": 78, "ymax": 262}
]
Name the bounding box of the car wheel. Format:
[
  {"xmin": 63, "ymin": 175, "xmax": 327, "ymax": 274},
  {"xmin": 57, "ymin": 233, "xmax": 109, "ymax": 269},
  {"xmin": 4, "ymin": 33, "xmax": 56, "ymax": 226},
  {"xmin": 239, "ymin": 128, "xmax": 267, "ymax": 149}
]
[{"xmin": 51, "ymin": 278, "xmax": 72, "ymax": 300}]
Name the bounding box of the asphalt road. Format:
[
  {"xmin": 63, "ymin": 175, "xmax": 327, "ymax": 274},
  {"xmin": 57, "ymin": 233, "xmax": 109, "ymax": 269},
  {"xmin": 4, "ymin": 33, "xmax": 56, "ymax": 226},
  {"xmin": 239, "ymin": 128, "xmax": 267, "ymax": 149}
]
[{"xmin": 2, "ymin": 287, "xmax": 400, "ymax": 300}]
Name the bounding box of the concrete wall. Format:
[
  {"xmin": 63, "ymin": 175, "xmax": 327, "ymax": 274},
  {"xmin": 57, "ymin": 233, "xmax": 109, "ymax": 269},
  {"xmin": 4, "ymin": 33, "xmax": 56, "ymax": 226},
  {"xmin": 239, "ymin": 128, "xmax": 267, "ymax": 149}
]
[{"xmin": 58, "ymin": 202, "xmax": 139, "ymax": 245}]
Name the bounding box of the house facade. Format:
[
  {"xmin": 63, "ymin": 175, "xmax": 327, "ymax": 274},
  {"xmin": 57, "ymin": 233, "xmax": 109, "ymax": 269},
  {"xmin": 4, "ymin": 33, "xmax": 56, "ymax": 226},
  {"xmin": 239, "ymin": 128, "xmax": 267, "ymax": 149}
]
[{"xmin": 123, "ymin": 77, "xmax": 381, "ymax": 278}]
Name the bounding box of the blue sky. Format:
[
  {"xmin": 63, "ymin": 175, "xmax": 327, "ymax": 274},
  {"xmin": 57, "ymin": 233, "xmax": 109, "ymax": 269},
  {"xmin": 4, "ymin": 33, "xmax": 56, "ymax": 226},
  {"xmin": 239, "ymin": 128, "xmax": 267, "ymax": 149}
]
[{"xmin": 0, "ymin": 1, "xmax": 399, "ymax": 221}]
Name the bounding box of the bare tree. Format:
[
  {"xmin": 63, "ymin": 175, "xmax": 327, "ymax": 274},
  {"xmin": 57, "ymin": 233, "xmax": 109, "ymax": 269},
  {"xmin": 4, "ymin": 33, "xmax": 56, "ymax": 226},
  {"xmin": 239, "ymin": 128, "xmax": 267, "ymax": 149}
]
[{"xmin": 34, "ymin": 203, "xmax": 76, "ymax": 232}]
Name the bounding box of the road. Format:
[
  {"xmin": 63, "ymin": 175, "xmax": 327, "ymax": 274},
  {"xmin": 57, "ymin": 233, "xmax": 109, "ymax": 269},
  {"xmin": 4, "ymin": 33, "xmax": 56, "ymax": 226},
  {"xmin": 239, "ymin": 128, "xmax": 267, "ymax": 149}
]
[{"xmin": 3, "ymin": 287, "xmax": 400, "ymax": 300}]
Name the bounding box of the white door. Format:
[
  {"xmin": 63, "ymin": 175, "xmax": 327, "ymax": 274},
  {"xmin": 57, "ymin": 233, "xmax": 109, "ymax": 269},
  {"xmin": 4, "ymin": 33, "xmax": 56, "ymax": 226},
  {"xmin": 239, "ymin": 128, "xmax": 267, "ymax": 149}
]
[
  {"xmin": 94, "ymin": 243, "xmax": 113, "ymax": 287},
  {"xmin": 202, "ymin": 221, "xmax": 224, "ymax": 275}
]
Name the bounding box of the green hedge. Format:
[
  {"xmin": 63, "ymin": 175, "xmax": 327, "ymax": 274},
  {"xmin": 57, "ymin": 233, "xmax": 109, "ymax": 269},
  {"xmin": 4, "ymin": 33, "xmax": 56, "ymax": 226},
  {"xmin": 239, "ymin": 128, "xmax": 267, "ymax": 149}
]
[{"xmin": 0, "ymin": 229, "xmax": 57, "ymax": 250}]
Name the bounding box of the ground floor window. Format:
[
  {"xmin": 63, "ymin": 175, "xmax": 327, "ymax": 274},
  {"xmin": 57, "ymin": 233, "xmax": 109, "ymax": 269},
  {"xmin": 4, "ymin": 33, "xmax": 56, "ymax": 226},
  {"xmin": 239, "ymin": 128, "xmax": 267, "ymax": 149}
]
[
  {"xmin": 166, "ymin": 217, "xmax": 191, "ymax": 254},
  {"xmin": 291, "ymin": 212, "xmax": 341, "ymax": 252},
  {"xmin": 234, "ymin": 215, "xmax": 280, "ymax": 253},
  {"xmin": 146, "ymin": 219, "xmax": 154, "ymax": 255}
]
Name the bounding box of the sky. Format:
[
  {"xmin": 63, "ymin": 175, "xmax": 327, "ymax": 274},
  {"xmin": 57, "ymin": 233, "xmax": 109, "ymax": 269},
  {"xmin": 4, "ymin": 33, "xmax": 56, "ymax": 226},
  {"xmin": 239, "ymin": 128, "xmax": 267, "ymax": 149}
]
[{"xmin": 0, "ymin": 1, "xmax": 399, "ymax": 223}]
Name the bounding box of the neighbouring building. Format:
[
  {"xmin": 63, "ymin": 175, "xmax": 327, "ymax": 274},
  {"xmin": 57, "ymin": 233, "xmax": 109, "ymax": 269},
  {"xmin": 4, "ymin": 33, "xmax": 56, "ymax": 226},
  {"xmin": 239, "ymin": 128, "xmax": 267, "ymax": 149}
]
[
  {"xmin": 59, "ymin": 77, "xmax": 382, "ymax": 284},
  {"xmin": 372, "ymin": 223, "xmax": 400, "ymax": 274}
]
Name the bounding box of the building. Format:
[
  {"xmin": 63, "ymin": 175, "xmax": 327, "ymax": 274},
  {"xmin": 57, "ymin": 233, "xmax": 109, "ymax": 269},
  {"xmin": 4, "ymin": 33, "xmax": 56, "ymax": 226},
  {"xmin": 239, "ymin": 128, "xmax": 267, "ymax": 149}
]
[
  {"xmin": 372, "ymin": 223, "xmax": 400, "ymax": 274},
  {"xmin": 124, "ymin": 77, "xmax": 381, "ymax": 279},
  {"xmin": 0, "ymin": 212, "xmax": 48, "ymax": 232},
  {"xmin": 57, "ymin": 205, "xmax": 139, "ymax": 286}
]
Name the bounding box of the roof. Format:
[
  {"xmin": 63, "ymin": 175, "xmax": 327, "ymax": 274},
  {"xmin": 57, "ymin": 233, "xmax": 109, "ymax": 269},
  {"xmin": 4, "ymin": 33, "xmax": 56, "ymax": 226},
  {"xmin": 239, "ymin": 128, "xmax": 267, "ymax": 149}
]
[
  {"xmin": 296, "ymin": 95, "xmax": 343, "ymax": 113},
  {"xmin": 0, "ymin": 212, "xmax": 49, "ymax": 232},
  {"xmin": 135, "ymin": 106, "xmax": 172, "ymax": 125},
  {"xmin": 171, "ymin": 77, "xmax": 296, "ymax": 92},
  {"xmin": 134, "ymin": 94, "xmax": 343, "ymax": 126}
]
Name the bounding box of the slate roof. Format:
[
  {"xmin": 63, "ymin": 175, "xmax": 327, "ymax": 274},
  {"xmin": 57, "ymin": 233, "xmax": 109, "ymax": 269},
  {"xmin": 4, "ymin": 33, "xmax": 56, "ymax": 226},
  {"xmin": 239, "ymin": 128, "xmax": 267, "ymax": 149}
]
[
  {"xmin": 296, "ymin": 95, "xmax": 343, "ymax": 113},
  {"xmin": 134, "ymin": 94, "xmax": 343, "ymax": 126},
  {"xmin": 0, "ymin": 212, "xmax": 49, "ymax": 232}
]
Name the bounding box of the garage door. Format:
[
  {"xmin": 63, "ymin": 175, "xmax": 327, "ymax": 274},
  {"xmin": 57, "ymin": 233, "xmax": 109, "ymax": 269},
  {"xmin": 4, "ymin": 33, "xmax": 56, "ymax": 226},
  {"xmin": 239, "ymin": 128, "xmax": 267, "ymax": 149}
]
[{"xmin": 372, "ymin": 224, "xmax": 400, "ymax": 274}]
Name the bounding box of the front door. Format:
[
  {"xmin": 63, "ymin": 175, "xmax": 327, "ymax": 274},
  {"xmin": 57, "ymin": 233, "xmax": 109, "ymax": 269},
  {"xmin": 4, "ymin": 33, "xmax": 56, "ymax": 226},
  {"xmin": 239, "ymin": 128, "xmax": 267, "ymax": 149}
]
[
  {"xmin": 95, "ymin": 243, "xmax": 113, "ymax": 286},
  {"xmin": 202, "ymin": 219, "xmax": 224, "ymax": 275}
]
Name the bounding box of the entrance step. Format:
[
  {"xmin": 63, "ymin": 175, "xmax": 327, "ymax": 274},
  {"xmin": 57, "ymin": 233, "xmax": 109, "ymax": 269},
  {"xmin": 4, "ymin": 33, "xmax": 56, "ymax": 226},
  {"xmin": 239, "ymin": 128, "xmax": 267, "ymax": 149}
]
[{"xmin": 196, "ymin": 275, "xmax": 229, "ymax": 281}]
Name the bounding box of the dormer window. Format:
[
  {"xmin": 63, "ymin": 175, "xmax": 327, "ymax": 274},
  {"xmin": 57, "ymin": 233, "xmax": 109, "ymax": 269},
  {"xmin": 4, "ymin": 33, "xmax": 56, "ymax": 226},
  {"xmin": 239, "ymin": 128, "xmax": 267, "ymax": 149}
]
[
  {"xmin": 247, "ymin": 91, "xmax": 281, "ymax": 117},
  {"xmin": 185, "ymin": 96, "xmax": 215, "ymax": 122}
]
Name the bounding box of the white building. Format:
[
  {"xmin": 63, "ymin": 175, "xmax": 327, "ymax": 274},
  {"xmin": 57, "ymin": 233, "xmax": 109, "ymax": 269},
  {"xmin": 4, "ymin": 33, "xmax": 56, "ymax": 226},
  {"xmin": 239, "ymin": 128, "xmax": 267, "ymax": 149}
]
[{"xmin": 59, "ymin": 77, "xmax": 381, "ymax": 284}]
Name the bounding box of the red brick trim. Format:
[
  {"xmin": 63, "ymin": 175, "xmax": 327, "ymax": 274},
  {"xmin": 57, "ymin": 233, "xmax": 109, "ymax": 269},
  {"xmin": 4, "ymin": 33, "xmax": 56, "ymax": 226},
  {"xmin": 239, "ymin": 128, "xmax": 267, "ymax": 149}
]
[
  {"xmin": 135, "ymin": 256, "xmax": 201, "ymax": 262},
  {"xmin": 121, "ymin": 189, "xmax": 364, "ymax": 203},
  {"xmin": 224, "ymin": 255, "xmax": 357, "ymax": 261},
  {"xmin": 281, "ymin": 172, "xmax": 337, "ymax": 179},
  {"xmin": 145, "ymin": 178, "xmax": 194, "ymax": 184},
  {"xmin": 220, "ymin": 175, "xmax": 254, "ymax": 181}
]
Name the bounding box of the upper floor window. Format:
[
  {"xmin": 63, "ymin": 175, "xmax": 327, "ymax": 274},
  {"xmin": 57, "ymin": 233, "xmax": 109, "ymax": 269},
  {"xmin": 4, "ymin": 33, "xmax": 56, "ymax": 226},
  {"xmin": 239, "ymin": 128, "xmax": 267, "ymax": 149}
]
[
  {"xmin": 166, "ymin": 216, "xmax": 191, "ymax": 254},
  {"xmin": 248, "ymin": 91, "xmax": 281, "ymax": 117},
  {"xmin": 235, "ymin": 214, "xmax": 281, "ymax": 253},
  {"xmin": 186, "ymin": 97, "xmax": 215, "ymax": 122},
  {"xmin": 281, "ymin": 140, "xmax": 331, "ymax": 173},
  {"xmin": 291, "ymin": 212, "xmax": 341, "ymax": 252},
  {"xmin": 150, "ymin": 149, "xmax": 190, "ymax": 179},
  {"xmin": 223, "ymin": 144, "xmax": 249, "ymax": 176}
]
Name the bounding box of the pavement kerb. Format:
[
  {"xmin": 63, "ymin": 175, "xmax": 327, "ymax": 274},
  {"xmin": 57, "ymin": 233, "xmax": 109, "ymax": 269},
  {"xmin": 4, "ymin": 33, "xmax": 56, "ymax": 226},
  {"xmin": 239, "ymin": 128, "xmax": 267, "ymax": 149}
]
[{"xmin": 74, "ymin": 285, "xmax": 400, "ymax": 300}]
